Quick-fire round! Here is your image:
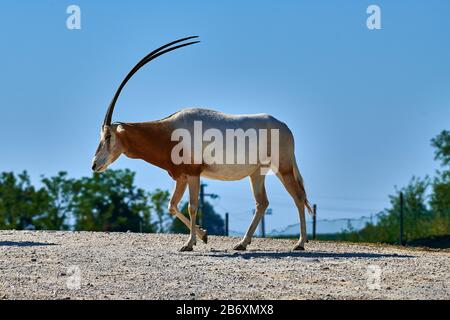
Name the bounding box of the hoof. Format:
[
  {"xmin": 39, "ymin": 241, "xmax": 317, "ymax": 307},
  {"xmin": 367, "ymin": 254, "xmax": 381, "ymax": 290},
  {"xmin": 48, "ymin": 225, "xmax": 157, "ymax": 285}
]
[
  {"xmin": 200, "ymin": 229, "xmax": 208, "ymax": 244},
  {"xmin": 233, "ymin": 243, "xmax": 247, "ymax": 251},
  {"xmin": 293, "ymin": 245, "xmax": 305, "ymax": 251},
  {"xmin": 179, "ymin": 245, "xmax": 193, "ymax": 252}
]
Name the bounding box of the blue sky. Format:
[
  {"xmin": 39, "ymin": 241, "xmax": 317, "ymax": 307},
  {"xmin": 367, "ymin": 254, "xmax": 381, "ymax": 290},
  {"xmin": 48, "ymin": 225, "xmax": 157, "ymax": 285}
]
[{"xmin": 1, "ymin": 1, "xmax": 449, "ymax": 233}]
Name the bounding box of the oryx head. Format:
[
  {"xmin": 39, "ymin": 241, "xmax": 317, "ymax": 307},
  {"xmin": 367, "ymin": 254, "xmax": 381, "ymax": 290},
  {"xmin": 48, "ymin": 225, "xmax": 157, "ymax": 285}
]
[
  {"xmin": 92, "ymin": 36, "xmax": 200, "ymax": 172},
  {"xmin": 92, "ymin": 124, "xmax": 124, "ymax": 172}
]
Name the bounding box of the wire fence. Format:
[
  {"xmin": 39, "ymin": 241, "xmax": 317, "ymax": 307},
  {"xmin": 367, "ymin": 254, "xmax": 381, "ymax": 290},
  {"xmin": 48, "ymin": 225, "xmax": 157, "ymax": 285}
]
[
  {"xmin": 210, "ymin": 189, "xmax": 450, "ymax": 245},
  {"xmin": 228, "ymin": 215, "xmax": 379, "ymax": 237},
  {"xmin": 212, "ymin": 190, "xmax": 388, "ymax": 238},
  {"xmin": 270, "ymin": 215, "xmax": 379, "ymax": 237}
]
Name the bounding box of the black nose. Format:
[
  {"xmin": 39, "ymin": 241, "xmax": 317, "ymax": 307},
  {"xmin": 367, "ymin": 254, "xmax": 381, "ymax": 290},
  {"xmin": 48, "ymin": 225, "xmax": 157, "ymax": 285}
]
[{"xmin": 92, "ymin": 163, "xmax": 96, "ymax": 171}]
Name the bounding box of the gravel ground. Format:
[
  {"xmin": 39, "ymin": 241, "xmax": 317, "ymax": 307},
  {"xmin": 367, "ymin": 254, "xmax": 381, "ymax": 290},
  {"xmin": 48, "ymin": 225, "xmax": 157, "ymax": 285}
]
[{"xmin": 0, "ymin": 230, "xmax": 449, "ymax": 300}]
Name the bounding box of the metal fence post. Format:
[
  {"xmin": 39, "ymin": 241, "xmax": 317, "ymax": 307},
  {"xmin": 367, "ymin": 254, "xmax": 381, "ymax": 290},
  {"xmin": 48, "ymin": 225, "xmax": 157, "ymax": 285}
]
[
  {"xmin": 400, "ymin": 192, "xmax": 404, "ymax": 245},
  {"xmin": 225, "ymin": 212, "xmax": 229, "ymax": 236},
  {"xmin": 313, "ymin": 204, "xmax": 317, "ymax": 240}
]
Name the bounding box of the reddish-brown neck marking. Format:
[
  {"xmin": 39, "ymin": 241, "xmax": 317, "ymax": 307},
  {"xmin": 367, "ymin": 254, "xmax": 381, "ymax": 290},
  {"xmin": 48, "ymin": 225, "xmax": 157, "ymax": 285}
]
[{"xmin": 115, "ymin": 120, "xmax": 203, "ymax": 179}]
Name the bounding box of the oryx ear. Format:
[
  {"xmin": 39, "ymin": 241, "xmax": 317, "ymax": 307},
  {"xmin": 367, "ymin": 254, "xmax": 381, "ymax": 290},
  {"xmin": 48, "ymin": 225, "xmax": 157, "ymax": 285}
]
[{"xmin": 116, "ymin": 124, "xmax": 125, "ymax": 134}]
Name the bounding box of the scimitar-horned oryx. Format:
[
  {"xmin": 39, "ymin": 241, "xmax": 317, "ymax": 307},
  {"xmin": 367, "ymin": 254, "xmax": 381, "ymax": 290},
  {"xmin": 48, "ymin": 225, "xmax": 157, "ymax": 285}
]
[{"xmin": 92, "ymin": 36, "xmax": 312, "ymax": 251}]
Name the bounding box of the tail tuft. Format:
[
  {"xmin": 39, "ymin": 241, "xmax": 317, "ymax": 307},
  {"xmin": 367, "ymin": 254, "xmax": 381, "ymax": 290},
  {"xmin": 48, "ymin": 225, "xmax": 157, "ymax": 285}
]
[
  {"xmin": 305, "ymin": 200, "xmax": 313, "ymax": 216},
  {"xmin": 293, "ymin": 156, "xmax": 313, "ymax": 216}
]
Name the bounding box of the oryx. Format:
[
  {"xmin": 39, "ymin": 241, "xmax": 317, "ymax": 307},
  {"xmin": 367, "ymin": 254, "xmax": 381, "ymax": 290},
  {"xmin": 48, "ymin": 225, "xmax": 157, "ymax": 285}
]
[{"xmin": 92, "ymin": 36, "xmax": 312, "ymax": 251}]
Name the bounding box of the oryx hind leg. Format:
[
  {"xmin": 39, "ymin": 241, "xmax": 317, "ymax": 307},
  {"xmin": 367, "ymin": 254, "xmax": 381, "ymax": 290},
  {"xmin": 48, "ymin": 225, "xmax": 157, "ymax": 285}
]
[
  {"xmin": 276, "ymin": 171, "xmax": 308, "ymax": 251},
  {"xmin": 234, "ymin": 172, "xmax": 268, "ymax": 251},
  {"xmin": 168, "ymin": 177, "xmax": 208, "ymax": 244}
]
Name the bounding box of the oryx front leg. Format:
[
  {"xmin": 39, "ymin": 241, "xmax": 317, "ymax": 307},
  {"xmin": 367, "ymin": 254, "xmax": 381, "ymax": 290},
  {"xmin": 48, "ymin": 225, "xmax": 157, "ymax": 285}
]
[
  {"xmin": 234, "ymin": 173, "xmax": 268, "ymax": 251},
  {"xmin": 179, "ymin": 175, "xmax": 200, "ymax": 252},
  {"xmin": 168, "ymin": 177, "xmax": 208, "ymax": 243}
]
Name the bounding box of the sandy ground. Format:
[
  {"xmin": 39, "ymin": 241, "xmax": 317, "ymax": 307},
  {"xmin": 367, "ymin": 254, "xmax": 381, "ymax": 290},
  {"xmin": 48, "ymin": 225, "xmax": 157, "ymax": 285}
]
[{"xmin": 0, "ymin": 230, "xmax": 449, "ymax": 300}]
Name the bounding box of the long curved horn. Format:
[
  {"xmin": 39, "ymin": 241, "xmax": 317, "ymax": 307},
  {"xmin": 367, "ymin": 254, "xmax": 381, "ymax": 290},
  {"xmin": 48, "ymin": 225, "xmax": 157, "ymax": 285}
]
[{"xmin": 103, "ymin": 36, "xmax": 200, "ymax": 126}]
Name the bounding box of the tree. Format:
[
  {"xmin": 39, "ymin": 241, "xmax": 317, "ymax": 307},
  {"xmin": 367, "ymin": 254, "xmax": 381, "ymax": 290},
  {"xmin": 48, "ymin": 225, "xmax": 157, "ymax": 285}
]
[
  {"xmin": 340, "ymin": 130, "xmax": 450, "ymax": 244},
  {"xmin": 36, "ymin": 172, "xmax": 74, "ymax": 230},
  {"xmin": 0, "ymin": 171, "xmax": 48, "ymax": 230},
  {"xmin": 386, "ymin": 176, "xmax": 431, "ymax": 241},
  {"xmin": 71, "ymin": 169, "xmax": 154, "ymax": 232},
  {"xmin": 150, "ymin": 188, "xmax": 171, "ymax": 233},
  {"xmin": 170, "ymin": 200, "xmax": 225, "ymax": 236},
  {"xmin": 431, "ymin": 130, "xmax": 450, "ymax": 167},
  {"xmin": 430, "ymin": 130, "xmax": 450, "ymax": 219}
]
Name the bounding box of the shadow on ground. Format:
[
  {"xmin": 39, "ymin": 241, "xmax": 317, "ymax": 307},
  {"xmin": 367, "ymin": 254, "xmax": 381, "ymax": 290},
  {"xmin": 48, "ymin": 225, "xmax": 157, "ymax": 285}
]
[
  {"xmin": 0, "ymin": 241, "xmax": 56, "ymax": 247},
  {"xmin": 193, "ymin": 250, "xmax": 413, "ymax": 259}
]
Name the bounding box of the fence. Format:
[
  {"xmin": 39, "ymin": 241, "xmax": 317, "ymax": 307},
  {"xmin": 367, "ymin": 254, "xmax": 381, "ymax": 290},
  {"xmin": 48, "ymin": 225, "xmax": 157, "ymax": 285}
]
[
  {"xmin": 226, "ymin": 192, "xmax": 450, "ymax": 247},
  {"xmin": 269, "ymin": 215, "xmax": 378, "ymax": 237},
  {"xmin": 228, "ymin": 215, "xmax": 378, "ymax": 237}
]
